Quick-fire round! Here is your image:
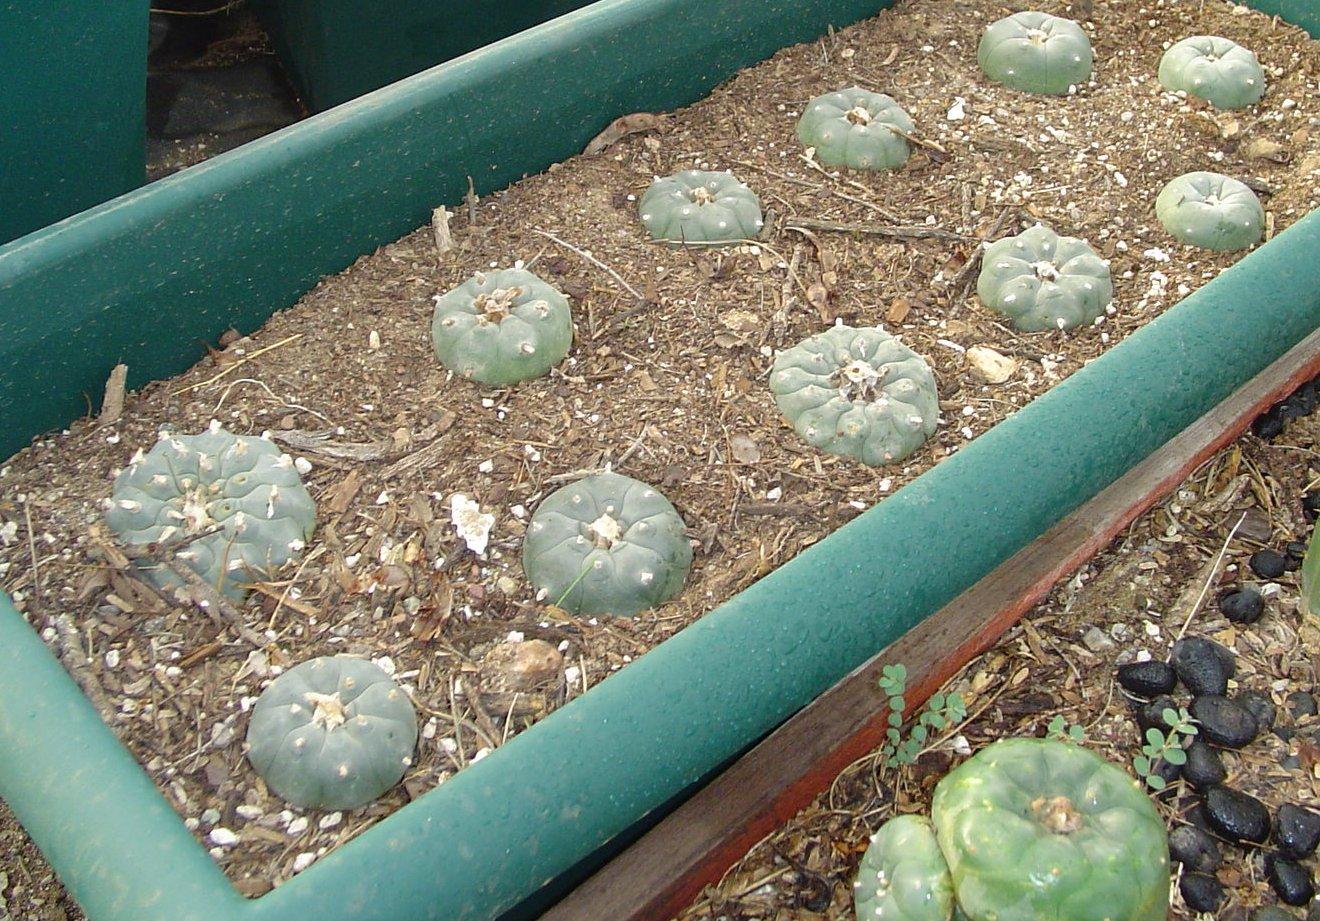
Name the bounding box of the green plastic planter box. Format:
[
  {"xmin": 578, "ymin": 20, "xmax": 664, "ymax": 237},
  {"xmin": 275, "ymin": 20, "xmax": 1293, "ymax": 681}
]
[
  {"xmin": 0, "ymin": 1, "xmax": 148, "ymax": 245},
  {"xmin": 1, "ymin": 1, "xmax": 1317, "ymax": 920},
  {"xmin": 251, "ymin": 0, "xmax": 602, "ymax": 111}
]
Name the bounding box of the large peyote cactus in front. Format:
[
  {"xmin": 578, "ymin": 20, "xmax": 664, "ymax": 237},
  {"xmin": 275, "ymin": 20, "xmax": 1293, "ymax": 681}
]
[
  {"xmin": 104, "ymin": 422, "xmax": 316, "ymax": 600},
  {"xmin": 770, "ymin": 325, "xmax": 938, "ymax": 467},
  {"xmin": 976, "ymin": 224, "xmax": 1112, "ymax": 332},
  {"xmin": 246, "ymin": 656, "xmax": 418, "ymax": 810},
  {"xmin": 431, "ymin": 268, "xmax": 573, "ymax": 387},
  {"xmin": 796, "ymin": 87, "xmax": 914, "ymax": 171},
  {"xmin": 639, "ymin": 170, "xmax": 763, "ymax": 245},
  {"xmin": 522, "ymin": 471, "xmax": 692, "ymax": 616},
  {"xmin": 977, "ymin": 12, "xmax": 1093, "ymax": 95},
  {"xmin": 1158, "ymin": 36, "xmax": 1266, "ymax": 110},
  {"xmin": 855, "ymin": 815, "xmax": 956, "ymax": 921},
  {"xmin": 1156, "ymin": 171, "xmax": 1263, "ymax": 252},
  {"xmin": 856, "ymin": 739, "xmax": 1170, "ymax": 921}
]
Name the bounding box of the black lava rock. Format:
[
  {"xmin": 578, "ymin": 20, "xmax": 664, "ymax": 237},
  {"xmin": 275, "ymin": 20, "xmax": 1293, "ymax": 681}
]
[
  {"xmin": 1265, "ymin": 853, "xmax": 1316, "ymax": 906},
  {"xmin": 1275, "ymin": 805, "xmax": 1320, "ymax": 860},
  {"xmin": 1239, "ymin": 691, "xmax": 1279, "ymax": 733},
  {"xmin": 1302, "ymin": 491, "xmax": 1320, "ymax": 521},
  {"xmin": 1181, "ymin": 873, "xmax": 1226, "ymax": 913},
  {"xmin": 1183, "ymin": 740, "xmax": 1227, "ymax": 789},
  {"xmin": 1218, "ymin": 585, "xmax": 1266, "ymax": 624},
  {"xmin": 1206, "ymin": 786, "xmax": 1272, "ymax": 843},
  {"xmin": 1286, "ymin": 691, "xmax": 1318, "ymax": 720},
  {"xmin": 1252, "ymin": 909, "xmax": 1298, "ymax": 921},
  {"xmin": 1191, "ymin": 695, "xmax": 1259, "ymax": 748},
  {"xmin": 1169, "ymin": 823, "xmax": 1223, "ymax": 873},
  {"xmin": 1251, "ymin": 548, "xmax": 1290, "ymax": 579},
  {"xmin": 1171, "ymin": 637, "xmax": 1235, "ymax": 697},
  {"xmin": 1135, "ymin": 694, "xmax": 1180, "ymax": 735},
  {"xmin": 1117, "ymin": 660, "xmax": 1177, "ymax": 698},
  {"xmin": 1253, "ymin": 406, "xmax": 1288, "ymax": 439}
]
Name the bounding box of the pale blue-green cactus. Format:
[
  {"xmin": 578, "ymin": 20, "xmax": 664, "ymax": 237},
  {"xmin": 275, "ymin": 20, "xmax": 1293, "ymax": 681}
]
[
  {"xmin": 431, "ymin": 268, "xmax": 573, "ymax": 387},
  {"xmin": 1155, "ymin": 171, "xmax": 1263, "ymax": 252},
  {"xmin": 639, "ymin": 170, "xmax": 763, "ymax": 245},
  {"xmin": 1158, "ymin": 36, "xmax": 1265, "ymax": 110},
  {"xmin": 978, "ymin": 12, "xmax": 1093, "ymax": 95},
  {"xmin": 770, "ymin": 325, "xmax": 938, "ymax": 467},
  {"xmin": 104, "ymin": 422, "xmax": 316, "ymax": 600},
  {"xmin": 854, "ymin": 815, "xmax": 956, "ymax": 921},
  {"xmin": 977, "ymin": 225, "xmax": 1112, "ymax": 332},
  {"xmin": 522, "ymin": 472, "xmax": 691, "ymax": 616},
  {"xmin": 246, "ymin": 656, "xmax": 418, "ymax": 810},
  {"xmin": 796, "ymin": 87, "xmax": 913, "ymax": 171}
]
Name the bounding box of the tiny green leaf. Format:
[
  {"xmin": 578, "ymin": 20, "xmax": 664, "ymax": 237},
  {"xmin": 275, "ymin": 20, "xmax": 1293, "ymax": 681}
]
[
  {"xmin": 1146, "ymin": 727, "xmax": 1166, "ymax": 748},
  {"xmin": 1164, "ymin": 747, "xmax": 1187, "ymax": 766},
  {"xmin": 1133, "ymin": 755, "xmax": 1151, "ymax": 775},
  {"xmin": 1146, "ymin": 773, "xmax": 1167, "ymax": 792}
]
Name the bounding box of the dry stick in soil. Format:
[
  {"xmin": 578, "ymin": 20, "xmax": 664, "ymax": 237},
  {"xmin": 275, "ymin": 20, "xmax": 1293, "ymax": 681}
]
[
  {"xmin": 173, "ymin": 333, "xmax": 303, "ymax": 396},
  {"xmin": 785, "ymin": 216, "xmax": 970, "ymax": 242},
  {"xmin": 1176, "ymin": 510, "xmax": 1248, "ymax": 640},
  {"xmin": 98, "ymin": 363, "xmax": 128, "ymax": 426},
  {"xmin": 948, "ymin": 205, "xmax": 1018, "ymax": 303},
  {"xmin": 532, "ymin": 229, "xmax": 645, "ymax": 302}
]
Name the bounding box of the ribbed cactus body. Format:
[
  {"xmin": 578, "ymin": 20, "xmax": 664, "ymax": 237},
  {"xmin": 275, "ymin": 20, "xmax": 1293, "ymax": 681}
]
[
  {"xmin": 1155, "ymin": 171, "xmax": 1263, "ymax": 252},
  {"xmin": 976, "ymin": 225, "xmax": 1112, "ymax": 332},
  {"xmin": 977, "ymin": 12, "xmax": 1093, "ymax": 95},
  {"xmin": 639, "ymin": 171, "xmax": 763, "ymax": 246},
  {"xmin": 1158, "ymin": 36, "xmax": 1265, "ymax": 110},
  {"xmin": 796, "ymin": 87, "xmax": 913, "ymax": 171}
]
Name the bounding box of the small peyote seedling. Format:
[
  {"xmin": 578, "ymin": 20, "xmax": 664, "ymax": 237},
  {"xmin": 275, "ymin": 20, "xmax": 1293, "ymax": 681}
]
[
  {"xmin": 247, "ymin": 656, "xmax": 418, "ymax": 810},
  {"xmin": 770, "ymin": 325, "xmax": 938, "ymax": 466},
  {"xmin": 976, "ymin": 224, "xmax": 1112, "ymax": 331},
  {"xmin": 1156, "ymin": 171, "xmax": 1263, "ymax": 252},
  {"xmin": 1047, "ymin": 714, "xmax": 1086, "ymax": 743},
  {"xmin": 978, "ymin": 12, "xmax": 1093, "ymax": 95},
  {"xmin": 878, "ymin": 664, "xmax": 968, "ymax": 768},
  {"xmin": 1133, "ymin": 705, "xmax": 1197, "ymax": 791},
  {"xmin": 1158, "ymin": 36, "xmax": 1266, "ymax": 110},
  {"xmin": 522, "ymin": 471, "xmax": 692, "ymax": 616},
  {"xmin": 854, "ymin": 814, "xmax": 955, "ymax": 921},
  {"xmin": 638, "ymin": 170, "xmax": 763, "ymax": 245},
  {"xmin": 796, "ymin": 87, "xmax": 914, "ymax": 171},
  {"xmin": 431, "ymin": 268, "xmax": 573, "ymax": 387},
  {"xmin": 103, "ymin": 422, "xmax": 316, "ymax": 601}
]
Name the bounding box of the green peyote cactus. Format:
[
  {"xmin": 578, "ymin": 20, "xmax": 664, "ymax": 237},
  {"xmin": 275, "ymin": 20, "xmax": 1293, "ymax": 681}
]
[
  {"xmin": 104, "ymin": 422, "xmax": 316, "ymax": 601},
  {"xmin": 246, "ymin": 656, "xmax": 418, "ymax": 810},
  {"xmin": 977, "ymin": 12, "xmax": 1093, "ymax": 95},
  {"xmin": 522, "ymin": 471, "xmax": 691, "ymax": 616},
  {"xmin": 930, "ymin": 739, "xmax": 1170, "ymax": 921},
  {"xmin": 854, "ymin": 815, "xmax": 956, "ymax": 921},
  {"xmin": 431, "ymin": 268, "xmax": 573, "ymax": 387},
  {"xmin": 796, "ymin": 87, "xmax": 914, "ymax": 171},
  {"xmin": 977, "ymin": 224, "xmax": 1112, "ymax": 332},
  {"xmin": 1158, "ymin": 36, "xmax": 1266, "ymax": 110},
  {"xmin": 639, "ymin": 170, "xmax": 763, "ymax": 245},
  {"xmin": 770, "ymin": 325, "xmax": 938, "ymax": 467},
  {"xmin": 1155, "ymin": 171, "xmax": 1263, "ymax": 252}
]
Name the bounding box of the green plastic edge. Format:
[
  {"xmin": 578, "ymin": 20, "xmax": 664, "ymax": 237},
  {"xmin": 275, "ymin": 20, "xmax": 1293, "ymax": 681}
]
[
  {"xmin": 0, "ymin": 1, "xmax": 148, "ymax": 245},
  {"xmin": 250, "ymin": 0, "xmax": 602, "ymax": 111},
  {"xmin": 0, "ymin": 0, "xmax": 1315, "ymax": 919}
]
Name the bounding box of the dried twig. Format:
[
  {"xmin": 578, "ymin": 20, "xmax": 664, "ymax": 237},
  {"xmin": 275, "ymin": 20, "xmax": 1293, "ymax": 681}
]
[
  {"xmin": 1176, "ymin": 512, "xmax": 1247, "ymax": 640},
  {"xmin": 948, "ymin": 206, "xmax": 1017, "ymax": 301},
  {"xmin": 271, "ymin": 429, "xmax": 397, "ymax": 462},
  {"xmin": 533, "ymin": 229, "xmax": 645, "ymax": 301},
  {"xmin": 432, "ymin": 206, "xmax": 454, "ymax": 256},
  {"xmin": 465, "ymin": 177, "xmax": 479, "ymax": 225},
  {"xmin": 583, "ymin": 112, "xmax": 667, "ymax": 156},
  {"xmin": 51, "ymin": 614, "xmax": 115, "ymax": 714},
  {"xmin": 23, "ymin": 500, "xmax": 40, "ymax": 609},
  {"xmin": 786, "ymin": 217, "xmax": 970, "ymax": 242},
  {"xmin": 173, "ymin": 334, "xmax": 302, "ymax": 395},
  {"xmin": 98, "ymin": 363, "xmax": 128, "ymax": 425}
]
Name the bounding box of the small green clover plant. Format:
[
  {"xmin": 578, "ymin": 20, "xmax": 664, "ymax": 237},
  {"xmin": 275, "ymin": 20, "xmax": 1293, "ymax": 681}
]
[
  {"xmin": 878, "ymin": 664, "xmax": 968, "ymax": 767},
  {"xmin": 1047, "ymin": 714, "xmax": 1085, "ymax": 743},
  {"xmin": 1132, "ymin": 706, "xmax": 1197, "ymax": 791}
]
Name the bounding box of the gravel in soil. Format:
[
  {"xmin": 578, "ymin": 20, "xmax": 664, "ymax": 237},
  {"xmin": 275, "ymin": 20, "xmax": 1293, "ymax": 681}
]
[{"xmin": 1, "ymin": 0, "xmax": 1317, "ymax": 900}]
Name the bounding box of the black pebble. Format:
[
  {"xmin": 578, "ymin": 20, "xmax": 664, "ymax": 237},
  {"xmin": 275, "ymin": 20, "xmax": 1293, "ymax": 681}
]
[
  {"xmin": 1205, "ymin": 786, "xmax": 1272, "ymax": 843},
  {"xmin": 1180, "ymin": 873, "xmax": 1226, "ymax": 913},
  {"xmin": 1192, "ymin": 695, "xmax": 1259, "ymax": 748},
  {"xmin": 1218, "ymin": 585, "xmax": 1266, "ymax": 624},
  {"xmin": 1302, "ymin": 491, "xmax": 1320, "ymax": 521},
  {"xmin": 1275, "ymin": 805, "xmax": 1320, "ymax": 860},
  {"xmin": 1183, "ymin": 740, "xmax": 1227, "ymax": 789},
  {"xmin": 1252, "ymin": 909, "xmax": 1298, "ymax": 921},
  {"xmin": 1171, "ymin": 637, "xmax": 1236, "ymax": 697},
  {"xmin": 1251, "ymin": 549, "xmax": 1290, "ymax": 579},
  {"xmin": 1117, "ymin": 661, "xmax": 1177, "ymax": 698},
  {"xmin": 1169, "ymin": 823, "xmax": 1223, "ymax": 873},
  {"xmin": 1253, "ymin": 406, "xmax": 1287, "ymax": 439},
  {"xmin": 1265, "ymin": 852, "xmax": 1316, "ymax": 906},
  {"xmin": 1135, "ymin": 694, "xmax": 1180, "ymax": 735},
  {"xmin": 1286, "ymin": 691, "xmax": 1318, "ymax": 720},
  {"xmin": 1239, "ymin": 691, "xmax": 1279, "ymax": 733}
]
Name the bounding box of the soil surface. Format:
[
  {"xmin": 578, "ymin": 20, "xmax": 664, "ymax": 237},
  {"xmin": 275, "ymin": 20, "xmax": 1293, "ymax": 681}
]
[{"xmin": 2, "ymin": 0, "xmax": 1317, "ymax": 905}]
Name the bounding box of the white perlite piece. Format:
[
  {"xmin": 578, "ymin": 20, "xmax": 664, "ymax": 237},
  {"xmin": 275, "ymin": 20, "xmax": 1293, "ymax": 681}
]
[{"xmin": 451, "ymin": 493, "xmax": 495, "ymax": 555}]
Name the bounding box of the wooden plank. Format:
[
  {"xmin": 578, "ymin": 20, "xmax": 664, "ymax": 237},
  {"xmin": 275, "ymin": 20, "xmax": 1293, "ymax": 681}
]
[{"xmin": 542, "ymin": 325, "xmax": 1320, "ymax": 921}]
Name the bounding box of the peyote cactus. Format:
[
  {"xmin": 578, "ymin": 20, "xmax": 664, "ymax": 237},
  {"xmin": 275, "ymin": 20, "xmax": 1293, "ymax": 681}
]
[
  {"xmin": 246, "ymin": 656, "xmax": 418, "ymax": 810},
  {"xmin": 770, "ymin": 325, "xmax": 938, "ymax": 467},
  {"xmin": 639, "ymin": 170, "xmax": 763, "ymax": 245},
  {"xmin": 976, "ymin": 224, "xmax": 1112, "ymax": 332},
  {"xmin": 1158, "ymin": 36, "xmax": 1266, "ymax": 110},
  {"xmin": 796, "ymin": 87, "xmax": 914, "ymax": 171},
  {"xmin": 931, "ymin": 739, "xmax": 1170, "ymax": 921},
  {"xmin": 522, "ymin": 471, "xmax": 691, "ymax": 616},
  {"xmin": 977, "ymin": 12, "xmax": 1093, "ymax": 95},
  {"xmin": 855, "ymin": 815, "xmax": 956, "ymax": 921},
  {"xmin": 431, "ymin": 268, "xmax": 573, "ymax": 387},
  {"xmin": 104, "ymin": 422, "xmax": 316, "ymax": 601},
  {"xmin": 1155, "ymin": 171, "xmax": 1263, "ymax": 252}
]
